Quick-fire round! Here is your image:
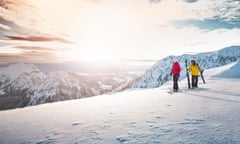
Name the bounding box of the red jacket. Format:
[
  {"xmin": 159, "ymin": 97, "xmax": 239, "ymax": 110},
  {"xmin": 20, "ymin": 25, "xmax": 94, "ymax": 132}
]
[{"xmin": 171, "ymin": 61, "xmax": 181, "ymax": 76}]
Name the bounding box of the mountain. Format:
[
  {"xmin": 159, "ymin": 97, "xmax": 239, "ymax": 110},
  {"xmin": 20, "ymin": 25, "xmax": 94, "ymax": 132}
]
[
  {"xmin": 0, "ymin": 63, "xmax": 129, "ymax": 110},
  {"xmin": 128, "ymin": 46, "xmax": 240, "ymax": 88},
  {"xmin": 0, "ymin": 60, "xmax": 240, "ymax": 144},
  {"xmin": 0, "ymin": 63, "xmax": 46, "ymax": 109}
]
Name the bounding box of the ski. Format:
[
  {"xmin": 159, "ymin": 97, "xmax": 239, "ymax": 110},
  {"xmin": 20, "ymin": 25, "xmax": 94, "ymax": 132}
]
[
  {"xmin": 197, "ymin": 64, "xmax": 206, "ymax": 84},
  {"xmin": 200, "ymin": 70, "xmax": 206, "ymax": 84},
  {"xmin": 185, "ymin": 60, "xmax": 191, "ymax": 89}
]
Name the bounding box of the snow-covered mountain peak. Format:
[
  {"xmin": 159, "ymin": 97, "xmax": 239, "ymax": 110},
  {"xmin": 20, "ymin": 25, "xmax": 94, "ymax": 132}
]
[
  {"xmin": 0, "ymin": 63, "xmax": 41, "ymax": 79},
  {"xmin": 217, "ymin": 46, "xmax": 240, "ymax": 57}
]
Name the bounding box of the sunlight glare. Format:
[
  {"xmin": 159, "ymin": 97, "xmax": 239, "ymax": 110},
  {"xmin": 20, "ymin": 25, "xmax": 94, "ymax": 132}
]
[
  {"xmin": 65, "ymin": 3, "xmax": 141, "ymax": 63},
  {"xmin": 60, "ymin": 42, "xmax": 119, "ymax": 65}
]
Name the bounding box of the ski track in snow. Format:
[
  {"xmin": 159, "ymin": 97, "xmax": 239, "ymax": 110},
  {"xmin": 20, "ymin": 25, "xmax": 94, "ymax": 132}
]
[{"xmin": 1, "ymin": 62, "xmax": 240, "ymax": 144}]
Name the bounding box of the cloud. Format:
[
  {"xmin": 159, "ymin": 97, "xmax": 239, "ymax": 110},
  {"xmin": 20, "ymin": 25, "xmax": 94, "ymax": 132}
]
[
  {"xmin": 0, "ymin": 0, "xmax": 34, "ymax": 10},
  {"xmin": 0, "ymin": 42, "xmax": 11, "ymax": 47},
  {"xmin": 0, "ymin": 17, "xmax": 16, "ymax": 28},
  {"xmin": 5, "ymin": 35, "xmax": 71, "ymax": 43},
  {"xmin": 14, "ymin": 46, "xmax": 58, "ymax": 52},
  {"xmin": 149, "ymin": 0, "xmax": 198, "ymax": 4},
  {"xmin": 172, "ymin": 18, "xmax": 240, "ymax": 30},
  {"xmin": 149, "ymin": 0, "xmax": 161, "ymax": 4},
  {"xmin": 216, "ymin": 1, "xmax": 240, "ymax": 23},
  {"xmin": 166, "ymin": 0, "xmax": 240, "ymax": 31},
  {"xmin": 150, "ymin": 0, "xmax": 197, "ymax": 4},
  {"xmin": 85, "ymin": 0, "xmax": 101, "ymax": 3},
  {"xmin": 0, "ymin": 0, "xmax": 11, "ymax": 9},
  {"xmin": 0, "ymin": 0, "xmax": 47, "ymax": 37},
  {"xmin": 0, "ymin": 23, "xmax": 11, "ymax": 30},
  {"xmin": 0, "ymin": 51, "xmax": 61, "ymax": 64},
  {"xmin": 0, "ymin": 17, "xmax": 21, "ymax": 37},
  {"xmin": 182, "ymin": 0, "xmax": 198, "ymax": 3},
  {"xmin": 0, "ymin": 44, "xmax": 70, "ymax": 64},
  {"xmin": 196, "ymin": 0, "xmax": 240, "ymax": 24}
]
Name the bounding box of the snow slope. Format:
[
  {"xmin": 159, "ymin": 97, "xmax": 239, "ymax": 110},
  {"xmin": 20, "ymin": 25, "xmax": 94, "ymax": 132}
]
[
  {"xmin": 0, "ymin": 61, "xmax": 240, "ymax": 143},
  {"xmin": 216, "ymin": 60, "xmax": 240, "ymax": 78}
]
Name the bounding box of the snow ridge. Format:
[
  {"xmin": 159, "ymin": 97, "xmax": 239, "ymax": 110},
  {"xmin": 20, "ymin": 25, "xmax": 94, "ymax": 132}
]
[{"xmin": 129, "ymin": 46, "xmax": 240, "ymax": 88}]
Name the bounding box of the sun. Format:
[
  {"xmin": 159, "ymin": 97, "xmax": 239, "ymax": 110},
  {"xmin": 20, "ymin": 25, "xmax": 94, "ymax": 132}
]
[
  {"xmin": 55, "ymin": 1, "xmax": 144, "ymax": 64},
  {"xmin": 79, "ymin": 47, "xmax": 116, "ymax": 62},
  {"xmin": 60, "ymin": 42, "xmax": 119, "ymax": 64}
]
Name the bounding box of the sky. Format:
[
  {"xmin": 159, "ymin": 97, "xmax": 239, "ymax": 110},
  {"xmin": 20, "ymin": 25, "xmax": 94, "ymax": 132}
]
[{"xmin": 0, "ymin": 0, "xmax": 240, "ymax": 65}]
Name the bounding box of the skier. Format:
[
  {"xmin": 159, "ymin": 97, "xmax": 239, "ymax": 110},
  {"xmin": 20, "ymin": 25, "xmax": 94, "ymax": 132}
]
[
  {"xmin": 170, "ymin": 60, "xmax": 181, "ymax": 92},
  {"xmin": 188, "ymin": 60, "xmax": 202, "ymax": 88}
]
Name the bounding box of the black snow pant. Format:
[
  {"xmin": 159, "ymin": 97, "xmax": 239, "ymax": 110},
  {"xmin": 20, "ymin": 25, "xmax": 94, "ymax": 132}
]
[
  {"xmin": 173, "ymin": 74, "xmax": 179, "ymax": 91},
  {"xmin": 191, "ymin": 75, "xmax": 198, "ymax": 88}
]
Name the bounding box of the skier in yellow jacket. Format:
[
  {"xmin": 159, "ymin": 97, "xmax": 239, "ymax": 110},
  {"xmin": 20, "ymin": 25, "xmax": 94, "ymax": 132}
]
[{"xmin": 188, "ymin": 60, "xmax": 202, "ymax": 88}]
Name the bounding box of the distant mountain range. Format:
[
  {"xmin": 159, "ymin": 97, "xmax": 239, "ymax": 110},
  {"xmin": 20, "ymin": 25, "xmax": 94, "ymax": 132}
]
[{"xmin": 0, "ymin": 63, "xmax": 132, "ymax": 110}]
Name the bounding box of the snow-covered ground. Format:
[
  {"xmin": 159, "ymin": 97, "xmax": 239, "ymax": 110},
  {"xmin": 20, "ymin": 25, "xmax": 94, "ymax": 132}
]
[{"xmin": 0, "ymin": 61, "xmax": 240, "ymax": 144}]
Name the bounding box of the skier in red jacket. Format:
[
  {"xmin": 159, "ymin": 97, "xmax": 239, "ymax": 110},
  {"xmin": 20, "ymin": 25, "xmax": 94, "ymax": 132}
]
[{"xmin": 170, "ymin": 61, "xmax": 181, "ymax": 92}]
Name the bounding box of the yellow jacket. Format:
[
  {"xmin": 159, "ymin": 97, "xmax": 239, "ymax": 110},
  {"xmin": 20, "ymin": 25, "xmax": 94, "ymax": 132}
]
[{"xmin": 188, "ymin": 64, "xmax": 200, "ymax": 76}]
